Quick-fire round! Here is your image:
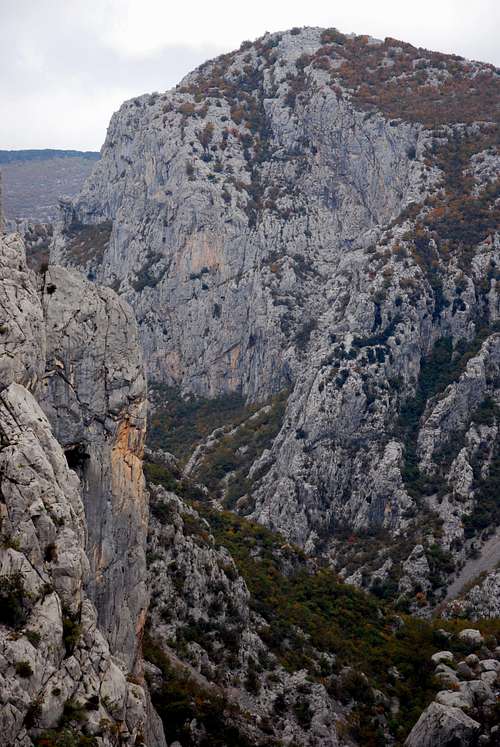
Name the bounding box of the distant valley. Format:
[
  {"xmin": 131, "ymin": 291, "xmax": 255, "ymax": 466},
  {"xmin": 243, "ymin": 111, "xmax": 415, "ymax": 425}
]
[{"xmin": 1, "ymin": 148, "xmax": 99, "ymax": 223}]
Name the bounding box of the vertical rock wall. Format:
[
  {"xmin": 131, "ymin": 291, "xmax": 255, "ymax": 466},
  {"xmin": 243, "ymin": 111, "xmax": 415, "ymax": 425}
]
[
  {"xmin": 0, "ymin": 233, "xmax": 164, "ymax": 745},
  {"xmin": 38, "ymin": 265, "xmax": 149, "ymax": 669}
]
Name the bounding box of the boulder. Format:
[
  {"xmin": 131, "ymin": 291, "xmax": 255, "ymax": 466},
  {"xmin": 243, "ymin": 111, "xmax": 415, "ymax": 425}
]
[
  {"xmin": 479, "ymin": 659, "xmax": 500, "ymax": 672},
  {"xmin": 435, "ymin": 690, "xmax": 470, "ymax": 710},
  {"xmin": 465, "ymin": 654, "xmax": 480, "ymax": 668},
  {"xmin": 456, "ymin": 661, "xmax": 474, "ymax": 680},
  {"xmin": 459, "ymin": 629, "xmax": 484, "ymax": 648},
  {"xmin": 434, "ymin": 664, "xmax": 460, "ymax": 687},
  {"xmin": 405, "ymin": 702, "xmax": 480, "ymax": 746},
  {"xmin": 431, "ymin": 651, "xmax": 454, "ymax": 665}
]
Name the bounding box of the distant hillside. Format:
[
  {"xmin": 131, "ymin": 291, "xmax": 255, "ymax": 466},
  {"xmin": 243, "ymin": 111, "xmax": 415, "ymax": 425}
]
[
  {"xmin": 0, "ymin": 148, "xmax": 99, "ymax": 164},
  {"xmin": 1, "ymin": 149, "xmax": 100, "ymax": 222}
]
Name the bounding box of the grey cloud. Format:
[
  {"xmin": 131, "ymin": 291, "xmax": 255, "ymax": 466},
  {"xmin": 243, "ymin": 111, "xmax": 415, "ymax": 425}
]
[{"xmin": 0, "ymin": 0, "xmax": 498, "ymax": 149}]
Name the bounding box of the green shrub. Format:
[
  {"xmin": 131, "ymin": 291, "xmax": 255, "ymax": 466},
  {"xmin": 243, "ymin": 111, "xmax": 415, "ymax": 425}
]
[
  {"xmin": 193, "ymin": 390, "xmax": 288, "ymax": 506},
  {"xmin": 44, "ymin": 542, "xmax": 58, "ymax": 562},
  {"xmin": 147, "ymin": 386, "xmax": 252, "ymax": 463},
  {"xmin": 62, "ymin": 612, "xmax": 82, "ymax": 655},
  {"xmin": 25, "ymin": 629, "xmax": 41, "ymax": 647},
  {"xmin": 143, "ymin": 633, "xmax": 254, "ymax": 746},
  {"xmin": 0, "ymin": 572, "xmax": 28, "ymax": 628},
  {"xmin": 60, "ymin": 699, "xmax": 87, "ymax": 726},
  {"xmin": 244, "ymin": 666, "xmax": 260, "ymax": 695},
  {"xmin": 16, "ymin": 660, "xmax": 33, "ymax": 678},
  {"xmin": 24, "ymin": 698, "xmax": 42, "ymax": 728},
  {"xmin": 293, "ymin": 698, "xmax": 313, "ymax": 728}
]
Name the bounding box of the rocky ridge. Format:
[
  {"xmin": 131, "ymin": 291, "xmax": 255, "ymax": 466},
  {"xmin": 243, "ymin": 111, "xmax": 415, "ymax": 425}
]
[{"xmin": 444, "ymin": 565, "xmax": 500, "ymax": 620}]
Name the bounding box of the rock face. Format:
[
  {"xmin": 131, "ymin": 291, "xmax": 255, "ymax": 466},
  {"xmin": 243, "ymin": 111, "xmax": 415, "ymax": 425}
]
[
  {"xmin": 445, "ymin": 568, "xmax": 500, "ymax": 619},
  {"xmin": 0, "ymin": 233, "xmax": 46, "ymax": 389},
  {"xmin": 39, "ymin": 264, "xmax": 148, "ymax": 669},
  {"xmin": 4, "ymin": 220, "xmax": 53, "ymax": 272},
  {"xmin": 0, "ymin": 233, "xmax": 163, "ymax": 745},
  {"xmin": 53, "ymin": 28, "xmax": 500, "ymax": 590},
  {"xmin": 405, "ymin": 702, "xmax": 480, "ymax": 747},
  {"xmin": 53, "ymin": 27, "xmax": 429, "ymax": 402}
]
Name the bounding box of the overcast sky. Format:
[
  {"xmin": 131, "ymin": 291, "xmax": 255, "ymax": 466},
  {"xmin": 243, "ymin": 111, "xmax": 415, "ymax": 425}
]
[{"xmin": 1, "ymin": 0, "xmax": 498, "ymax": 151}]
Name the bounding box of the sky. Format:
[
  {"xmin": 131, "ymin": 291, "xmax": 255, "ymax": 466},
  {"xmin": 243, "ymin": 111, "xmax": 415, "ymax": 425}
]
[{"xmin": 1, "ymin": 0, "xmax": 498, "ymax": 151}]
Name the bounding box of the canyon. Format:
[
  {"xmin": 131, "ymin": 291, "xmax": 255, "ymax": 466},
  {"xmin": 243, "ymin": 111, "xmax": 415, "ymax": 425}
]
[{"xmin": 1, "ymin": 24, "xmax": 499, "ymax": 747}]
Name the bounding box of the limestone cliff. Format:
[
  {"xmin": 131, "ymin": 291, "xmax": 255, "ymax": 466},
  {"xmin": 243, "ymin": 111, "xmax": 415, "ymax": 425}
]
[
  {"xmin": 0, "ymin": 233, "xmax": 164, "ymax": 746},
  {"xmin": 39, "ymin": 264, "xmax": 148, "ymax": 670},
  {"xmin": 53, "ymin": 28, "xmax": 500, "ymax": 601}
]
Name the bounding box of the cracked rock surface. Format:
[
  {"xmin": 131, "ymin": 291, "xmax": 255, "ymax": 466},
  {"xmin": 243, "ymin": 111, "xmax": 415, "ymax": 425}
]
[
  {"xmin": 0, "ymin": 233, "xmax": 164, "ymax": 746},
  {"xmin": 39, "ymin": 264, "xmax": 148, "ymax": 669}
]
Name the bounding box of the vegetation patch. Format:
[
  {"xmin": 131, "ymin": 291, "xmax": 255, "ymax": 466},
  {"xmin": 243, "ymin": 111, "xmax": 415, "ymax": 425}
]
[
  {"xmin": 144, "ymin": 634, "xmax": 258, "ymax": 746},
  {"xmin": 34, "ymin": 729, "xmax": 97, "ymax": 747},
  {"xmin": 148, "ymin": 386, "xmax": 257, "ymax": 463},
  {"xmin": 0, "ymin": 571, "xmax": 29, "ymax": 628},
  {"xmin": 157, "ymin": 500, "xmax": 500, "ymax": 744},
  {"xmin": 63, "ymin": 221, "xmax": 112, "ymax": 267},
  {"xmin": 62, "ymin": 609, "xmax": 82, "ymax": 656},
  {"xmin": 313, "ymin": 34, "xmax": 500, "ymax": 127},
  {"xmin": 192, "ymin": 390, "xmax": 288, "ymax": 507}
]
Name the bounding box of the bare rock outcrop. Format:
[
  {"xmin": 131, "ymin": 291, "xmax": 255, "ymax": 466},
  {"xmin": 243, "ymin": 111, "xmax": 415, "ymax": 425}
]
[
  {"xmin": 0, "ymin": 233, "xmax": 45, "ymax": 389},
  {"xmin": 406, "ymin": 630, "xmax": 500, "ymax": 745},
  {"xmin": 405, "ymin": 702, "xmax": 480, "ymax": 747},
  {"xmin": 0, "ymin": 233, "xmax": 164, "ymax": 745},
  {"xmin": 39, "ymin": 264, "xmax": 148, "ymax": 669},
  {"xmin": 0, "ymin": 383, "xmax": 154, "ymax": 745},
  {"xmin": 445, "ymin": 568, "xmax": 500, "ymax": 620}
]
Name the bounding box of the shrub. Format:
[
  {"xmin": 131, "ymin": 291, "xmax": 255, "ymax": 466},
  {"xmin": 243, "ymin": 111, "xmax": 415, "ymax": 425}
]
[
  {"xmin": 178, "ymin": 101, "xmax": 195, "ymax": 116},
  {"xmin": 198, "ymin": 122, "xmax": 215, "ymax": 149},
  {"xmin": 24, "ymin": 699, "xmax": 42, "ymax": 728},
  {"xmin": 60, "ymin": 699, "xmax": 87, "ymax": 726},
  {"xmin": 0, "ymin": 572, "xmax": 28, "ymax": 628},
  {"xmin": 2, "ymin": 536, "xmax": 21, "ymax": 550},
  {"xmin": 293, "ymin": 698, "xmax": 313, "ymax": 728},
  {"xmin": 26, "ymin": 629, "xmax": 41, "ymax": 648},
  {"xmin": 62, "ymin": 612, "xmax": 82, "ymax": 655},
  {"xmin": 244, "ymin": 666, "xmax": 260, "ymax": 695},
  {"xmin": 143, "ymin": 633, "xmax": 254, "ymax": 746},
  {"xmin": 320, "ymin": 28, "xmax": 345, "ymax": 45},
  {"xmin": 44, "ymin": 542, "xmax": 58, "ymax": 562},
  {"xmin": 16, "ymin": 660, "xmax": 33, "ymax": 677},
  {"xmin": 294, "ymin": 319, "xmax": 317, "ymax": 351},
  {"xmin": 34, "ymin": 729, "xmax": 97, "ymax": 747},
  {"xmin": 84, "ymin": 695, "xmax": 99, "ymax": 711},
  {"xmin": 149, "ymin": 494, "xmax": 176, "ymax": 524}
]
